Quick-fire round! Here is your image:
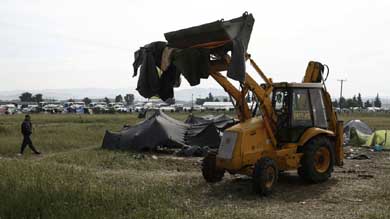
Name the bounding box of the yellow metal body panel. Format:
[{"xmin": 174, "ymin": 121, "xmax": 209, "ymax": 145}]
[
  {"xmin": 216, "ymin": 117, "xmax": 273, "ymax": 172},
  {"xmin": 303, "ymin": 61, "xmax": 324, "ymax": 83},
  {"xmin": 298, "ymin": 127, "xmax": 335, "ymax": 146},
  {"xmin": 216, "ymin": 122, "xmax": 339, "ymax": 175},
  {"xmin": 216, "ymin": 117, "xmax": 306, "ymax": 174}
]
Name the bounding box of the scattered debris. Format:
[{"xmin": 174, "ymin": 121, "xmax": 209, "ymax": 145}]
[
  {"xmin": 346, "ymin": 154, "xmax": 370, "ymax": 160},
  {"xmin": 358, "ymin": 174, "xmax": 374, "ymax": 179},
  {"xmin": 372, "ymin": 144, "xmax": 383, "ymax": 152},
  {"xmin": 344, "ymin": 198, "xmax": 363, "ymax": 202},
  {"xmin": 344, "ymin": 146, "xmax": 370, "ymax": 160},
  {"xmin": 133, "ymin": 154, "xmax": 145, "ymax": 160},
  {"xmin": 339, "ymin": 170, "xmax": 367, "ymax": 174},
  {"xmin": 176, "ymin": 146, "xmax": 209, "ymax": 157}
]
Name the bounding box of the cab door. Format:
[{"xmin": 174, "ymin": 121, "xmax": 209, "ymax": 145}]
[{"xmin": 274, "ymin": 87, "xmax": 328, "ymax": 144}]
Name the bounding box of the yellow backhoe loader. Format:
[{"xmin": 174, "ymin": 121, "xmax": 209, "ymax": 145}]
[
  {"xmin": 135, "ymin": 12, "xmax": 344, "ymax": 195},
  {"xmin": 203, "ymin": 56, "xmax": 344, "ymax": 195}
]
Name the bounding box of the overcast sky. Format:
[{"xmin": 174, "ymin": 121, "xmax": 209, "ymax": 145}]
[{"xmin": 0, "ymin": 0, "xmax": 389, "ymax": 98}]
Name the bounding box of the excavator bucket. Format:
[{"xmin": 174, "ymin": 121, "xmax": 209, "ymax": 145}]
[
  {"xmin": 164, "ymin": 12, "xmax": 254, "ymax": 49},
  {"xmin": 163, "ymin": 12, "xmax": 255, "ymax": 82}
]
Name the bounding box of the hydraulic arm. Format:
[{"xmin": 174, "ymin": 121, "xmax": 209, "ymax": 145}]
[
  {"xmin": 208, "ymin": 54, "xmax": 278, "ymax": 147},
  {"xmin": 302, "ymin": 61, "xmax": 343, "ymax": 165}
]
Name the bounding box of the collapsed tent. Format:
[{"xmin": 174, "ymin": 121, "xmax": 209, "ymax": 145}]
[
  {"xmin": 185, "ymin": 114, "xmax": 237, "ymax": 130},
  {"xmin": 347, "ymin": 128, "xmax": 372, "ymax": 147},
  {"xmin": 102, "ymin": 111, "xmax": 228, "ymax": 151},
  {"xmin": 366, "ymin": 130, "xmax": 390, "ymax": 150},
  {"xmin": 348, "ymin": 129, "xmax": 390, "ymax": 150},
  {"xmin": 343, "ymin": 119, "xmax": 390, "ymax": 150},
  {"xmin": 344, "ymin": 120, "xmax": 372, "ymax": 145},
  {"xmin": 102, "ymin": 111, "xmax": 186, "ymax": 150}
]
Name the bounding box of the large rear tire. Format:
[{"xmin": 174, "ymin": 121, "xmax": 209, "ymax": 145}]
[
  {"xmin": 202, "ymin": 152, "xmax": 224, "ymax": 183},
  {"xmin": 298, "ymin": 136, "xmax": 335, "ymax": 183},
  {"xmin": 253, "ymin": 157, "xmax": 278, "ymax": 196}
]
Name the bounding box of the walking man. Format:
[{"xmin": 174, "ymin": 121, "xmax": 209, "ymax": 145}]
[{"xmin": 19, "ymin": 114, "xmax": 40, "ymax": 155}]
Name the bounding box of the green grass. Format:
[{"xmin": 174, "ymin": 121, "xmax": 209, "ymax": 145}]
[
  {"xmin": 0, "ymin": 158, "xmax": 194, "ymax": 218},
  {"xmin": 339, "ymin": 112, "xmax": 390, "ymax": 130},
  {"xmin": 0, "ymin": 114, "xmax": 135, "ymax": 156},
  {"xmin": 0, "ymin": 112, "xmax": 390, "ymax": 218}
]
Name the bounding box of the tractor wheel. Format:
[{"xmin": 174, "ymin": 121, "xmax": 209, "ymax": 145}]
[
  {"xmin": 253, "ymin": 157, "xmax": 278, "ymax": 196},
  {"xmin": 202, "ymin": 152, "xmax": 224, "ymax": 183},
  {"xmin": 298, "ymin": 136, "xmax": 335, "ymax": 183}
]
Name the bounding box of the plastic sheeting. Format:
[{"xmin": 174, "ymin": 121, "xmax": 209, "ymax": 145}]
[
  {"xmin": 101, "ymin": 111, "xmax": 232, "ymax": 151},
  {"xmin": 366, "ymin": 130, "xmax": 390, "ymax": 149},
  {"xmin": 184, "ymin": 114, "xmax": 237, "ymax": 130},
  {"xmin": 344, "ymin": 119, "xmax": 372, "ymax": 145}
]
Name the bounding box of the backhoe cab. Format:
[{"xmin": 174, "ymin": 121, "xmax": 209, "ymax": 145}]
[{"xmin": 273, "ymin": 83, "xmax": 329, "ymax": 144}]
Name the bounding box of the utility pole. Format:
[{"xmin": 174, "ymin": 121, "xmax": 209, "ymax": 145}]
[
  {"xmin": 191, "ymin": 93, "xmax": 194, "ymax": 110},
  {"xmin": 337, "ymin": 79, "xmax": 347, "ymax": 109}
]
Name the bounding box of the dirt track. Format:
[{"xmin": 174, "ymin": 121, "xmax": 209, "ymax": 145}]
[{"xmin": 200, "ymin": 147, "xmax": 390, "ymax": 218}]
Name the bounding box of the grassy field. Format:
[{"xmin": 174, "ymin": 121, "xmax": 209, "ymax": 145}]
[{"xmin": 0, "ymin": 112, "xmax": 390, "ymax": 218}]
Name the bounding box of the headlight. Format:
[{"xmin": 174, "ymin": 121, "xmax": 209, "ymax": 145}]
[{"xmin": 217, "ymin": 131, "xmax": 238, "ymax": 159}]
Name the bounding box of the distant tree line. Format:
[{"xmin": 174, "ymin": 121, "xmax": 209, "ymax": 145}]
[
  {"xmin": 195, "ymin": 92, "xmax": 229, "ymax": 105},
  {"xmin": 332, "ymin": 93, "xmax": 382, "ymax": 108},
  {"xmin": 18, "ymin": 92, "xmax": 135, "ymax": 106},
  {"xmin": 19, "ymin": 92, "xmax": 43, "ymax": 103},
  {"xmin": 83, "ymin": 94, "xmax": 134, "ymax": 106}
]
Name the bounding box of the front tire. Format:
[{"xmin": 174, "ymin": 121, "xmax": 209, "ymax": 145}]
[
  {"xmin": 298, "ymin": 136, "xmax": 335, "ymax": 183},
  {"xmin": 253, "ymin": 157, "xmax": 278, "ymax": 196},
  {"xmin": 202, "ymin": 152, "xmax": 224, "ymax": 183}
]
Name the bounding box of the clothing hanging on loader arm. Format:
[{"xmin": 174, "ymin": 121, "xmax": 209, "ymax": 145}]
[
  {"xmin": 172, "ymin": 48, "xmax": 210, "ymax": 86},
  {"xmin": 133, "ymin": 43, "xmax": 210, "ymax": 100},
  {"xmin": 159, "ymin": 64, "xmax": 181, "ymax": 101},
  {"xmin": 164, "ymin": 12, "xmax": 255, "ymax": 82},
  {"xmin": 133, "ymin": 41, "xmax": 182, "ymax": 101},
  {"xmin": 133, "ymin": 41, "xmax": 166, "ymax": 99},
  {"xmin": 132, "ymin": 13, "xmax": 255, "ymax": 100}
]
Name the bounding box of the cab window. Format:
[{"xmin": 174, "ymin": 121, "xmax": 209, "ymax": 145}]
[
  {"xmin": 309, "ymin": 89, "xmax": 328, "ymax": 128},
  {"xmin": 273, "ymin": 89, "xmax": 289, "ymax": 128},
  {"xmin": 292, "ymin": 89, "xmax": 312, "ymax": 127},
  {"xmin": 274, "ymin": 90, "xmax": 287, "ymax": 112}
]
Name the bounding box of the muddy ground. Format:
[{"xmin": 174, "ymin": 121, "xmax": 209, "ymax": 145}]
[{"xmin": 193, "ymin": 146, "xmax": 390, "ymax": 218}]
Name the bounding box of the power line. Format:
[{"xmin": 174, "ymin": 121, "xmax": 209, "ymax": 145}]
[{"xmin": 337, "ymin": 79, "xmax": 347, "ymax": 109}]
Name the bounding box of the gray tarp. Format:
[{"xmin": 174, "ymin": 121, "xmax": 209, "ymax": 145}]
[
  {"xmin": 101, "ymin": 111, "xmax": 231, "ymax": 151},
  {"xmin": 164, "ymin": 12, "xmax": 254, "ymax": 82},
  {"xmin": 184, "ymin": 114, "xmax": 237, "ymax": 130},
  {"xmin": 344, "ymin": 119, "xmax": 372, "ymax": 145}
]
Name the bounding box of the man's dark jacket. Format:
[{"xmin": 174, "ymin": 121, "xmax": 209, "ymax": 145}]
[{"xmin": 21, "ymin": 120, "xmax": 32, "ymax": 136}]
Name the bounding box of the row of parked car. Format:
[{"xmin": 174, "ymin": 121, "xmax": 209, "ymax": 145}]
[
  {"xmin": 0, "ymin": 101, "xmax": 210, "ymax": 115},
  {"xmin": 334, "ymin": 107, "xmax": 390, "ymax": 113},
  {"xmin": 0, "ymin": 99, "xmax": 239, "ymax": 115},
  {"xmin": 0, "ymin": 102, "xmax": 130, "ymax": 115}
]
